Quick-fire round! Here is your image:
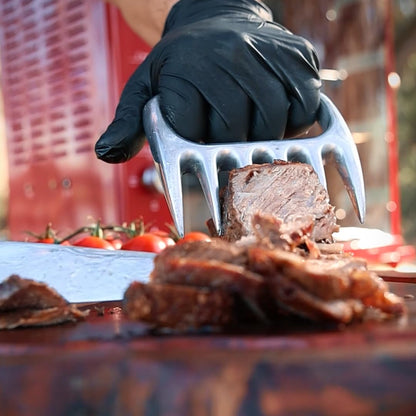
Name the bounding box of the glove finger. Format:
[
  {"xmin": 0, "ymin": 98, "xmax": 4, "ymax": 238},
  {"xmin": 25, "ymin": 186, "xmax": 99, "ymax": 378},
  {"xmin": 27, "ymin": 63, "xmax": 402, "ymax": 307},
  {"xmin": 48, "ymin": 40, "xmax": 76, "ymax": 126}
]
[
  {"xmin": 247, "ymin": 66, "xmax": 319, "ymax": 140},
  {"xmin": 158, "ymin": 77, "xmax": 209, "ymax": 142},
  {"xmin": 248, "ymin": 79, "xmax": 289, "ymax": 141},
  {"xmin": 160, "ymin": 59, "xmax": 251, "ymax": 143},
  {"xmin": 252, "ymin": 26, "xmax": 321, "ymax": 137},
  {"xmin": 285, "ymin": 89, "xmax": 320, "ymax": 137},
  {"xmin": 207, "ymin": 85, "xmax": 251, "ymax": 143},
  {"xmin": 95, "ymin": 64, "xmax": 152, "ymax": 163},
  {"xmin": 201, "ymin": 37, "xmax": 290, "ymax": 141},
  {"xmin": 274, "ymin": 32, "xmax": 321, "ymax": 136}
]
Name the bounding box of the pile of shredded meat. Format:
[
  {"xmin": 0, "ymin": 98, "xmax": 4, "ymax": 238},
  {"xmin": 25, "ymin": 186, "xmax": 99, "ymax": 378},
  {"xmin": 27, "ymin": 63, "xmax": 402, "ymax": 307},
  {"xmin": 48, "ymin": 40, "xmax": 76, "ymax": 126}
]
[
  {"xmin": 124, "ymin": 162, "xmax": 406, "ymax": 330},
  {"xmin": 124, "ymin": 214, "xmax": 406, "ymax": 330}
]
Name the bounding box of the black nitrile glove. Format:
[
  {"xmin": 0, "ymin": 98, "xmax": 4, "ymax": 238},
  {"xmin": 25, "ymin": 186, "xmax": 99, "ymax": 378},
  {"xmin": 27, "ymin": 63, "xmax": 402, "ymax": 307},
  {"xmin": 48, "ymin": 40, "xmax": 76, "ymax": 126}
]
[{"xmin": 95, "ymin": 0, "xmax": 321, "ymax": 163}]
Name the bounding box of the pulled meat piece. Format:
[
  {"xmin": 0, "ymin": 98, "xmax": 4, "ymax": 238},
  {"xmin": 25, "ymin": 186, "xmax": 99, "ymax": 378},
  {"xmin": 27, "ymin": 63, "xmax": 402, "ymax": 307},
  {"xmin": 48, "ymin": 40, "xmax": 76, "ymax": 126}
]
[
  {"xmin": 151, "ymin": 239, "xmax": 264, "ymax": 299},
  {"xmin": 0, "ymin": 275, "xmax": 87, "ymax": 329},
  {"xmin": 265, "ymin": 271, "xmax": 366, "ymax": 323},
  {"xmin": 247, "ymin": 248, "xmax": 373, "ymax": 301},
  {"xmin": 247, "ymin": 247, "xmax": 405, "ymax": 322},
  {"xmin": 0, "ymin": 306, "xmax": 87, "ymax": 330},
  {"xmin": 248, "ymin": 213, "xmax": 321, "ymax": 257},
  {"xmin": 222, "ymin": 161, "xmax": 339, "ymax": 242}
]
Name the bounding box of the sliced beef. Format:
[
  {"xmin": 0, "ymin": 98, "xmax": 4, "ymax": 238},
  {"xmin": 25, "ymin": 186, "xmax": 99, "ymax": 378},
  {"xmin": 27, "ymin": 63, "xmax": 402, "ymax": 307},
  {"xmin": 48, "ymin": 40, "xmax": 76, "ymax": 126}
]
[
  {"xmin": 0, "ymin": 275, "xmax": 87, "ymax": 329},
  {"xmin": 151, "ymin": 240, "xmax": 264, "ymax": 299},
  {"xmin": 153, "ymin": 238, "xmax": 248, "ymax": 267},
  {"xmin": 265, "ymin": 271, "xmax": 366, "ymax": 323},
  {"xmin": 124, "ymin": 281, "xmax": 234, "ymax": 330},
  {"xmin": 222, "ymin": 161, "xmax": 339, "ymax": 242},
  {"xmin": 247, "ymin": 248, "xmax": 374, "ymax": 301},
  {"xmin": 0, "ymin": 274, "xmax": 68, "ymax": 311},
  {"xmin": 361, "ymin": 279, "xmax": 407, "ymax": 317},
  {"xmin": 247, "ymin": 247, "xmax": 405, "ymax": 320},
  {"xmin": 0, "ymin": 306, "xmax": 87, "ymax": 330}
]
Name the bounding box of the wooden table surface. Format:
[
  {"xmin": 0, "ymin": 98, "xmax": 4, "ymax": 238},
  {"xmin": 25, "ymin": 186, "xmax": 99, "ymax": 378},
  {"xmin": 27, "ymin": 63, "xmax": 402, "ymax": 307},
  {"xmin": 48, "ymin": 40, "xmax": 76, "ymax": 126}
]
[{"xmin": 1, "ymin": 280, "xmax": 416, "ymax": 416}]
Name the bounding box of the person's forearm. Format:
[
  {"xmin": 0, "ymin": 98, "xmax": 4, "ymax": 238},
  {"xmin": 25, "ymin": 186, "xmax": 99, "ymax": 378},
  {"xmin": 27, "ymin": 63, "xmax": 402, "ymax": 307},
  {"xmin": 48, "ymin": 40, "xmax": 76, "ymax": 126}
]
[
  {"xmin": 105, "ymin": 0, "xmax": 178, "ymax": 46},
  {"xmin": 105, "ymin": 0, "xmax": 276, "ymax": 46}
]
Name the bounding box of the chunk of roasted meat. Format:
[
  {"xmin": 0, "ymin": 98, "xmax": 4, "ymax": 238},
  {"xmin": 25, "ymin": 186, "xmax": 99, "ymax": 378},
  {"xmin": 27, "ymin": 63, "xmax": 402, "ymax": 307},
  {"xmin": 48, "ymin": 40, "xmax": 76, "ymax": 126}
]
[
  {"xmin": 221, "ymin": 161, "xmax": 339, "ymax": 242},
  {"xmin": 0, "ymin": 275, "xmax": 87, "ymax": 329}
]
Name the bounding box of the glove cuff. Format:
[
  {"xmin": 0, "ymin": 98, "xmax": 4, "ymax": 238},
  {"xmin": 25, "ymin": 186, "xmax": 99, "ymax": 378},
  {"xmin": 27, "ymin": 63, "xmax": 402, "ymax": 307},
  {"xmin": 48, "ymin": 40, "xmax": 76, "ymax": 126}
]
[{"xmin": 163, "ymin": 0, "xmax": 273, "ymax": 36}]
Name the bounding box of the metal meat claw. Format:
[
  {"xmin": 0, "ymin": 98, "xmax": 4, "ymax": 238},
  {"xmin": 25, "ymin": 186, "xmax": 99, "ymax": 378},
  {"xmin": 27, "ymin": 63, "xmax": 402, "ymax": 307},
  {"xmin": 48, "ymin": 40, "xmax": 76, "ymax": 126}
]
[{"xmin": 143, "ymin": 93, "xmax": 366, "ymax": 237}]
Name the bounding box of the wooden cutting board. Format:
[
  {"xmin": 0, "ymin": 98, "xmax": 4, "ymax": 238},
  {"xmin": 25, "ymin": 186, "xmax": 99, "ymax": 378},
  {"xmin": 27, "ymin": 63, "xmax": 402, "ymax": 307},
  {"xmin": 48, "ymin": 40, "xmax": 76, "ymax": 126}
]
[{"xmin": 0, "ymin": 281, "xmax": 415, "ymax": 416}]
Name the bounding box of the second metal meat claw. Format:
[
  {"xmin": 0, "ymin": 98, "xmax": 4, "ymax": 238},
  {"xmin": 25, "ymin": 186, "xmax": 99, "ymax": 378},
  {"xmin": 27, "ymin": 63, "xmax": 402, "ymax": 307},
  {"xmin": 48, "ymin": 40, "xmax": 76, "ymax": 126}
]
[{"xmin": 143, "ymin": 93, "xmax": 366, "ymax": 237}]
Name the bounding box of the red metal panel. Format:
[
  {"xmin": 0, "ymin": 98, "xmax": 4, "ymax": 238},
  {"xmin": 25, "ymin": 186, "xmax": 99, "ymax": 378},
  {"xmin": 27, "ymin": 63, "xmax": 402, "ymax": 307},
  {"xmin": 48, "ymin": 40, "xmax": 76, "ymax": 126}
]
[{"xmin": 0, "ymin": 0, "xmax": 169, "ymax": 240}]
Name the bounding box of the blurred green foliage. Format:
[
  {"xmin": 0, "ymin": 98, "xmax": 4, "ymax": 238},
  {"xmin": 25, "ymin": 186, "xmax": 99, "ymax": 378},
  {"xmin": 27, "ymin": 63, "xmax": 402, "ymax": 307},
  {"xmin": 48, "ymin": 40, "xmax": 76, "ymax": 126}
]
[{"xmin": 395, "ymin": 0, "xmax": 416, "ymax": 244}]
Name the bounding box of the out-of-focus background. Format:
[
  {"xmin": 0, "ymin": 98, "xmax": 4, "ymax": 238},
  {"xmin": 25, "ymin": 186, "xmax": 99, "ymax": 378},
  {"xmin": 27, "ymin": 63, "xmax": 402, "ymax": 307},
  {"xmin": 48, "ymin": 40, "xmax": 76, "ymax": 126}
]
[
  {"xmin": 395, "ymin": 0, "xmax": 416, "ymax": 246},
  {"xmin": 0, "ymin": 0, "xmax": 415, "ymax": 252}
]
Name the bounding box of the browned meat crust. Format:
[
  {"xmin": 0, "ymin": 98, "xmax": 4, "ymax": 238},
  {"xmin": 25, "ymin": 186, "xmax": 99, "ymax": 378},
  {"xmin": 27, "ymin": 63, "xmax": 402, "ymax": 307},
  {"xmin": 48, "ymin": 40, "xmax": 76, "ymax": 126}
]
[
  {"xmin": 265, "ymin": 271, "xmax": 366, "ymax": 323},
  {"xmin": 0, "ymin": 275, "xmax": 88, "ymax": 329},
  {"xmin": 124, "ymin": 281, "xmax": 234, "ymax": 330},
  {"xmin": 0, "ymin": 305, "xmax": 87, "ymax": 330},
  {"xmin": 247, "ymin": 247, "xmax": 405, "ymax": 321},
  {"xmin": 247, "ymin": 247, "xmax": 375, "ymax": 301},
  {"xmin": 0, "ymin": 274, "xmax": 68, "ymax": 311},
  {"xmin": 151, "ymin": 240, "xmax": 264, "ymax": 299}
]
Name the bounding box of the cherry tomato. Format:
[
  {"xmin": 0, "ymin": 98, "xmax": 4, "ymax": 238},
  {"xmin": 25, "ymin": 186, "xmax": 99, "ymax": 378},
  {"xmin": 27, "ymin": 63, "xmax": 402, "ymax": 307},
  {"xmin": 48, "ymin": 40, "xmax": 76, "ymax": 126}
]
[
  {"xmin": 151, "ymin": 230, "xmax": 176, "ymax": 247},
  {"xmin": 121, "ymin": 233, "xmax": 168, "ymax": 253},
  {"xmin": 73, "ymin": 236, "xmax": 115, "ymax": 250},
  {"xmin": 105, "ymin": 235, "xmax": 123, "ymax": 250},
  {"xmin": 36, "ymin": 237, "xmax": 56, "ymax": 244},
  {"xmin": 36, "ymin": 237, "xmax": 70, "ymax": 245},
  {"xmin": 28, "ymin": 223, "xmax": 60, "ymax": 244},
  {"xmin": 176, "ymin": 231, "xmax": 211, "ymax": 245}
]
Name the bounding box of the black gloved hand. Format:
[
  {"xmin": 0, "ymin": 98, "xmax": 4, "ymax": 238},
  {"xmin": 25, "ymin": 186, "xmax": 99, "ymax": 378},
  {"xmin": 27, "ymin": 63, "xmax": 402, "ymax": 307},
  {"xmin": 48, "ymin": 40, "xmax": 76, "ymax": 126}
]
[{"xmin": 95, "ymin": 0, "xmax": 321, "ymax": 163}]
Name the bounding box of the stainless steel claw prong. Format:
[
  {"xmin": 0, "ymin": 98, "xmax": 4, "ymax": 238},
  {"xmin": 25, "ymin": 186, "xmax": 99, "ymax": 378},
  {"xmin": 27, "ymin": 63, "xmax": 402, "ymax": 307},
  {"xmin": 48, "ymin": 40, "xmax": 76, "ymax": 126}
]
[{"xmin": 143, "ymin": 93, "xmax": 366, "ymax": 237}]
